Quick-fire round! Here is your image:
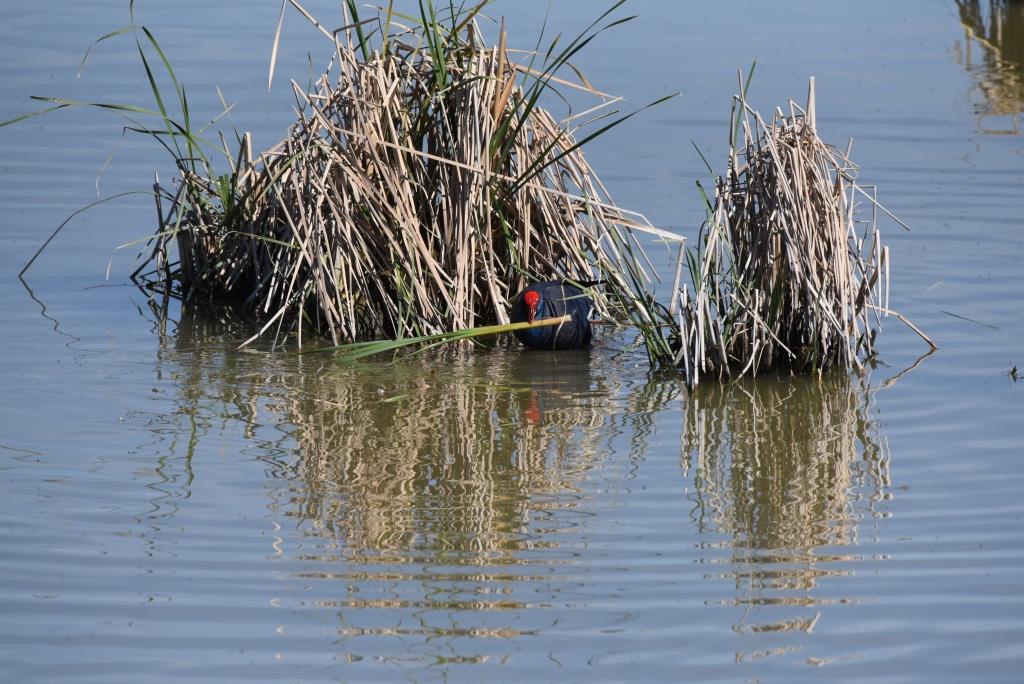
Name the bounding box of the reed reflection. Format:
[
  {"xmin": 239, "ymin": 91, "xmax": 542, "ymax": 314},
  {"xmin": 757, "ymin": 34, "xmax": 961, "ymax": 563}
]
[
  {"xmin": 151, "ymin": 305, "xmax": 677, "ymax": 562},
  {"xmin": 278, "ymin": 349, "xmax": 684, "ymax": 565},
  {"xmin": 146, "ymin": 308, "xmax": 682, "ymax": 656},
  {"xmin": 956, "ymin": 0, "xmax": 1024, "ymax": 133},
  {"xmin": 684, "ymin": 374, "xmax": 890, "ymax": 640}
]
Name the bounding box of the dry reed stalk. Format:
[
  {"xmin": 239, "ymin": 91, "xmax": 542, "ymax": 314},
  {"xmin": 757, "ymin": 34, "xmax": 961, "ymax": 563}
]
[
  {"xmin": 656, "ymin": 78, "xmax": 933, "ymax": 388},
  {"xmin": 133, "ymin": 1, "xmax": 679, "ymax": 349}
]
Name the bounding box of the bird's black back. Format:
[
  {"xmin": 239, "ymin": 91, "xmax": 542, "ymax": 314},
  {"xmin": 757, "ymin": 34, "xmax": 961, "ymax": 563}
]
[{"xmin": 510, "ymin": 281, "xmax": 594, "ymax": 350}]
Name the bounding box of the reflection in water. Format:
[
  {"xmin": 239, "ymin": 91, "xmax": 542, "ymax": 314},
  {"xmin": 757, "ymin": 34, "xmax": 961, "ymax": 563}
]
[
  {"xmin": 133, "ymin": 305, "xmax": 893, "ymax": 666},
  {"xmin": 280, "ymin": 352, "xmax": 629, "ymax": 559},
  {"xmin": 141, "ymin": 308, "xmax": 683, "ymax": 649},
  {"xmin": 273, "ymin": 352, "xmax": 679, "ymax": 570},
  {"xmin": 684, "ymin": 375, "xmax": 890, "ymax": 642},
  {"xmin": 155, "ymin": 308, "xmax": 678, "ymax": 563},
  {"xmin": 128, "ymin": 306, "xmax": 266, "ymax": 558},
  {"xmin": 956, "ymin": 0, "xmax": 1024, "ymax": 133}
]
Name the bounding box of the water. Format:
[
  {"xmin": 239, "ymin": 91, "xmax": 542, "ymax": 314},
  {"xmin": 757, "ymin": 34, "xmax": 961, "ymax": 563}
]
[{"xmin": 1, "ymin": 1, "xmax": 1023, "ymax": 681}]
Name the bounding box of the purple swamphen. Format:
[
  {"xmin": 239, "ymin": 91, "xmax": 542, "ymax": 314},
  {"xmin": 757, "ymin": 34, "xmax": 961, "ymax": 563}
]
[{"xmin": 510, "ymin": 281, "xmax": 594, "ymax": 350}]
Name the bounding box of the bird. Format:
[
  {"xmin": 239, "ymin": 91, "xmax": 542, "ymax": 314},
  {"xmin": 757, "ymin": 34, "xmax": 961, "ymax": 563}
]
[{"xmin": 509, "ymin": 281, "xmax": 594, "ymax": 350}]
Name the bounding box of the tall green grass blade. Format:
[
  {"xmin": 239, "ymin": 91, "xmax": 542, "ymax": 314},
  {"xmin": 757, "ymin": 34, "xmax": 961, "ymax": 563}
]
[
  {"xmin": 731, "ymin": 60, "xmax": 757, "ymax": 148},
  {"xmin": 513, "ymin": 93, "xmax": 678, "ymax": 192},
  {"xmin": 419, "ymin": 0, "xmax": 450, "ymax": 90},
  {"xmin": 452, "ymin": 0, "xmax": 491, "ymax": 35},
  {"xmin": 77, "ymin": 25, "xmax": 137, "ymax": 76},
  {"xmin": 268, "ymin": 0, "xmax": 287, "ymax": 91},
  {"xmin": 27, "ymin": 95, "xmax": 157, "ymax": 116},
  {"xmin": 0, "ymin": 104, "xmax": 71, "ymax": 128},
  {"xmin": 495, "ymin": 3, "xmax": 636, "ymax": 171},
  {"xmin": 345, "ymin": 0, "xmax": 372, "ymax": 62},
  {"xmin": 135, "ymin": 38, "xmax": 181, "ymax": 160},
  {"xmin": 19, "ymin": 191, "xmax": 150, "ymax": 277},
  {"xmin": 139, "ymin": 26, "xmax": 199, "ymax": 161},
  {"xmin": 382, "ymin": 0, "xmax": 395, "ymax": 55},
  {"xmin": 316, "ymin": 315, "xmax": 573, "ymax": 361}
]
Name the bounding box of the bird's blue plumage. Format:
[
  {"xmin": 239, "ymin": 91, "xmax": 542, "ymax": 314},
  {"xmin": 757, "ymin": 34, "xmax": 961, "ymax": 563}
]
[{"xmin": 510, "ymin": 281, "xmax": 593, "ymax": 350}]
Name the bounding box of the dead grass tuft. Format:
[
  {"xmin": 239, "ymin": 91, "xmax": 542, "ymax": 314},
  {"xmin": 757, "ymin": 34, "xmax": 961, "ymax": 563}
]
[
  {"xmin": 657, "ymin": 78, "xmax": 933, "ymax": 387},
  {"xmin": 133, "ymin": 1, "xmax": 679, "ymax": 348}
]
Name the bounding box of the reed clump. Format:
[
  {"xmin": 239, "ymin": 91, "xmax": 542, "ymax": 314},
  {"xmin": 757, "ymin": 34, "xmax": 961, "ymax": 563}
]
[
  {"xmin": 133, "ymin": 1, "xmax": 674, "ymax": 348},
  {"xmin": 4, "ymin": 1, "xmax": 930, "ymax": 385},
  {"xmin": 651, "ymin": 79, "xmax": 933, "ymax": 388}
]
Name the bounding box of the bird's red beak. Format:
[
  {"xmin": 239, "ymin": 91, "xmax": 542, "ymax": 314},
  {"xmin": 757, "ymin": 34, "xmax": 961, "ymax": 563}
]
[{"xmin": 524, "ymin": 291, "xmax": 540, "ymax": 323}]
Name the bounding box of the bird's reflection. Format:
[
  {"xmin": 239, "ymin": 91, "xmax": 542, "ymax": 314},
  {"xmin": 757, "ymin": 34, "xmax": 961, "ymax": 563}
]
[
  {"xmin": 955, "ymin": 0, "xmax": 1024, "ymax": 133},
  {"xmin": 683, "ymin": 373, "xmax": 890, "ymax": 644},
  {"xmin": 134, "ymin": 306, "xmax": 684, "ymax": 655}
]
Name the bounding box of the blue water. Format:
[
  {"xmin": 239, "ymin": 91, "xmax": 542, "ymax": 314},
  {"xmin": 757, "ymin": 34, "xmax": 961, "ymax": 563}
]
[{"xmin": 1, "ymin": 1, "xmax": 1022, "ymax": 681}]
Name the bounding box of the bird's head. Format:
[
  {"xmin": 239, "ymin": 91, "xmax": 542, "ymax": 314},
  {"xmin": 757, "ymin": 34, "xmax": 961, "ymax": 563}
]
[{"xmin": 523, "ymin": 290, "xmax": 541, "ymax": 323}]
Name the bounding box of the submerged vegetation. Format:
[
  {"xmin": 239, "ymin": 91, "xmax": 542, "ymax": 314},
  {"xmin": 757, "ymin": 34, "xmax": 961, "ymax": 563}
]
[{"xmin": 3, "ymin": 0, "xmax": 931, "ymax": 386}]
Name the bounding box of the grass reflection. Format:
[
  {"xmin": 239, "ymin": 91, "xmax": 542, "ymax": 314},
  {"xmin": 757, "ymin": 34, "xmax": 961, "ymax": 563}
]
[
  {"xmin": 956, "ymin": 0, "xmax": 1024, "ymax": 133},
  {"xmin": 279, "ymin": 349, "xmax": 682, "ymax": 562},
  {"xmin": 130, "ymin": 304, "xmax": 902, "ymax": 665},
  {"xmin": 159, "ymin": 306, "xmax": 678, "ymax": 563},
  {"xmin": 684, "ymin": 373, "xmax": 890, "ymax": 637}
]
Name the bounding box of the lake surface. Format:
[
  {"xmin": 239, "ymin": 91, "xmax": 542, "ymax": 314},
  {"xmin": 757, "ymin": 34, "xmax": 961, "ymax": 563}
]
[{"xmin": 1, "ymin": 1, "xmax": 1022, "ymax": 681}]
